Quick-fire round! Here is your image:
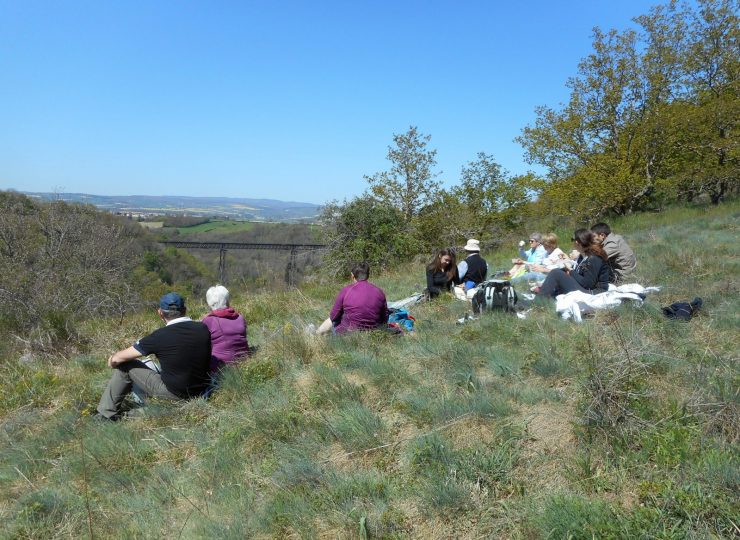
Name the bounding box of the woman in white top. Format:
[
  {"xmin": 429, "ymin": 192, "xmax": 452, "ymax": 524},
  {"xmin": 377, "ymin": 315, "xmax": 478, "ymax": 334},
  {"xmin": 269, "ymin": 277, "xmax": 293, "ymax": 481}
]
[{"xmin": 512, "ymin": 233, "xmax": 569, "ymax": 284}]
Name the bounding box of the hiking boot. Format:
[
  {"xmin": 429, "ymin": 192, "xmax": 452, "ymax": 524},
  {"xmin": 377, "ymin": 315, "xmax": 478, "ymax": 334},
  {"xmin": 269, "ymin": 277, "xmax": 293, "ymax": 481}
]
[{"xmin": 92, "ymin": 413, "xmax": 120, "ymax": 423}]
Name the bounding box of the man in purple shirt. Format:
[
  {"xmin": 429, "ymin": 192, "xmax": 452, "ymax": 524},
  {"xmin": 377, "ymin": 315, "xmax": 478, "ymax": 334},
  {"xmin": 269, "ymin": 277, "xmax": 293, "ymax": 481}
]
[{"xmin": 317, "ymin": 262, "xmax": 389, "ymax": 335}]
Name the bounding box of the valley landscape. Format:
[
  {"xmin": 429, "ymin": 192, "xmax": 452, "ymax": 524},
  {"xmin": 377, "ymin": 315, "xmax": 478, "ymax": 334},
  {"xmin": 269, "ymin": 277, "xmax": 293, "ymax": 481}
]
[
  {"xmin": 1, "ymin": 0, "xmax": 738, "ymax": 537},
  {"xmin": 22, "ymin": 192, "xmax": 323, "ymax": 222}
]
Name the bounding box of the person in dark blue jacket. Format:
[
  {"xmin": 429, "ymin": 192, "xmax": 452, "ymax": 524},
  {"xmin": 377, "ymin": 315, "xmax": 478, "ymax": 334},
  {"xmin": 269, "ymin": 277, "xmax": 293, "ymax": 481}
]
[{"xmin": 536, "ymin": 229, "xmax": 611, "ymax": 297}]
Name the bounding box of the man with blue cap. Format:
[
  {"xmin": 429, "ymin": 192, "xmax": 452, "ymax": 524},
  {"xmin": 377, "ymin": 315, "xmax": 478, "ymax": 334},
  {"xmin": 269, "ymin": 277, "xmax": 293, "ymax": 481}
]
[{"xmin": 96, "ymin": 292, "xmax": 212, "ymax": 421}]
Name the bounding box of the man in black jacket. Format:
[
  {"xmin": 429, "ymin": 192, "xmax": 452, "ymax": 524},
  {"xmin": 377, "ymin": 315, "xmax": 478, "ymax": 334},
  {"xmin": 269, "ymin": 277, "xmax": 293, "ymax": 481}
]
[
  {"xmin": 454, "ymin": 239, "xmax": 488, "ymax": 299},
  {"xmin": 96, "ymin": 292, "xmax": 211, "ymax": 421}
]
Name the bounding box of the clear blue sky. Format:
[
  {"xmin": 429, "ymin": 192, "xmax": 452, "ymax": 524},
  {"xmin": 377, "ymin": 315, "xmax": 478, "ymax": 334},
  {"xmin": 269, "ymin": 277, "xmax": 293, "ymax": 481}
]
[{"xmin": 1, "ymin": 0, "xmax": 661, "ymax": 205}]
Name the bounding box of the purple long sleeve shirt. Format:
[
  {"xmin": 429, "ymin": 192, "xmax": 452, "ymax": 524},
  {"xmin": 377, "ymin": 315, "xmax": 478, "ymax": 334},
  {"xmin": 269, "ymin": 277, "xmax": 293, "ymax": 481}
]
[
  {"xmin": 330, "ymin": 280, "xmax": 389, "ymax": 334},
  {"xmin": 202, "ymin": 308, "xmax": 249, "ymax": 365}
]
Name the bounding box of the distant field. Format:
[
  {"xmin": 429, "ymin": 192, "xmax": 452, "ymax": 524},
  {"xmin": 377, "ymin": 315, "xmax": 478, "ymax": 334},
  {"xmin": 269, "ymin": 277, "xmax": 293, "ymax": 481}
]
[
  {"xmin": 169, "ymin": 220, "xmax": 257, "ymax": 234},
  {"xmin": 138, "ymin": 221, "xmax": 163, "ymax": 229}
]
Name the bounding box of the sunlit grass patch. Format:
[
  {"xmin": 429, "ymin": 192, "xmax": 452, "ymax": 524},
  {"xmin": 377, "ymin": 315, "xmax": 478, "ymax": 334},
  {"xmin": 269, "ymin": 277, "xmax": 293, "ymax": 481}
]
[
  {"xmin": 329, "ymin": 403, "xmax": 386, "ymax": 452},
  {"xmin": 260, "ymin": 325, "xmax": 325, "ymax": 366},
  {"xmin": 210, "ymin": 356, "xmax": 281, "ymax": 408},
  {"xmin": 531, "ymin": 494, "xmax": 625, "ymax": 539},
  {"xmin": 404, "ymin": 428, "xmax": 522, "ymax": 514},
  {"xmin": 10, "ymin": 488, "xmax": 80, "ymax": 538},
  {"xmin": 344, "ymin": 354, "xmax": 415, "ymax": 394},
  {"xmin": 256, "ymin": 489, "xmax": 316, "ymax": 538},
  {"xmin": 250, "ymin": 380, "xmax": 324, "ymax": 443},
  {"xmin": 700, "ymin": 446, "xmax": 740, "ymax": 493},
  {"xmin": 397, "ymin": 380, "xmax": 513, "ymax": 427},
  {"xmin": 506, "ymin": 382, "xmax": 563, "ymax": 405},
  {"xmin": 328, "ymin": 468, "xmax": 391, "ymax": 509},
  {"xmin": 1, "ymin": 410, "xmax": 78, "ymax": 485},
  {"xmin": 0, "ymin": 360, "xmax": 63, "ymax": 415},
  {"xmin": 308, "ymin": 364, "xmax": 365, "ymax": 408}
]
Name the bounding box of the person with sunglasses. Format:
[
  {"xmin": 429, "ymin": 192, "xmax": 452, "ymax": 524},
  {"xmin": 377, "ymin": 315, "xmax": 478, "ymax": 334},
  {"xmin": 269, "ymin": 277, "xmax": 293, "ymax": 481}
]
[
  {"xmin": 512, "ymin": 233, "xmax": 568, "ymax": 284},
  {"xmin": 535, "ymin": 229, "xmax": 611, "ymax": 297},
  {"xmin": 508, "ymin": 232, "xmax": 547, "ymax": 278}
]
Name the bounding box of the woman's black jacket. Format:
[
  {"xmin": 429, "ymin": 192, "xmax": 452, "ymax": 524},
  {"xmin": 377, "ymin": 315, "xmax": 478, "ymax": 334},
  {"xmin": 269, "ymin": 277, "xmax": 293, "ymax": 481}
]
[
  {"xmin": 426, "ymin": 267, "xmax": 461, "ymax": 298},
  {"xmin": 573, "ymin": 255, "xmax": 611, "ymax": 293}
]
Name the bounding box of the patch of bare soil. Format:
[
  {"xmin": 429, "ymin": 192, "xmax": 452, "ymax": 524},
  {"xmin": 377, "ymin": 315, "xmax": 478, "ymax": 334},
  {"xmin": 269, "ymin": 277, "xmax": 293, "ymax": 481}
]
[{"xmin": 517, "ymin": 400, "xmax": 577, "ymax": 493}]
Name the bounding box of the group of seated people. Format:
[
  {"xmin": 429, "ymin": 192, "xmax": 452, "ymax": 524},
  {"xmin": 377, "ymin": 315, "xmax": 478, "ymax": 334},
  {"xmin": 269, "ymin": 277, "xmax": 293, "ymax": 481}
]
[
  {"xmin": 95, "ymin": 223, "xmax": 635, "ymax": 421},
  {"xmin": 425, "ymin": 221, "xmax": 636, "ymax": 299},
  {"xmin": 96, "ymin": 286, "xmax": 250, "ymax": 421},
  {"xmin": 530, "ymin": 222, "xmax": 636, "ymax": 296},
  {"xmin": 97, "ymin": 264, "xmax": 391, "ymax": 420},
  {"xmin": 426, "ymin": 239, "xmax": 489, "ymax": 301}
]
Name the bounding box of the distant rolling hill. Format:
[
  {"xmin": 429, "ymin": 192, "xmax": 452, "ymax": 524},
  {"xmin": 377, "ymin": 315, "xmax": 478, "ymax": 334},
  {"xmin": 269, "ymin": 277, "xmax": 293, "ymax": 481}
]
[{"xmin": 21, "ymin": 192, "xmax": 323, "ymax": 222}]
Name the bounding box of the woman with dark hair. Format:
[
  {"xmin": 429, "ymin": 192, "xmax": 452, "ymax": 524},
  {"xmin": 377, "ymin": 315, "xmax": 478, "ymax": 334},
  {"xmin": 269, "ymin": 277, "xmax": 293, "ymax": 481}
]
[
  {"xmin": 536, "ymin": 229, "xmax": 611, "ymax": 297},
  {"xmin": 426, "ymin": 248, "xmax": 460, "ymax": 299}
]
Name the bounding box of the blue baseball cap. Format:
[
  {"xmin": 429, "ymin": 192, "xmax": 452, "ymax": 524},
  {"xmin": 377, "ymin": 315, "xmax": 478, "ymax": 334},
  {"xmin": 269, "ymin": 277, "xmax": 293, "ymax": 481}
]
[{"xmin": 159, "ymin": 292, "xmax": 185, "ymax": 311}]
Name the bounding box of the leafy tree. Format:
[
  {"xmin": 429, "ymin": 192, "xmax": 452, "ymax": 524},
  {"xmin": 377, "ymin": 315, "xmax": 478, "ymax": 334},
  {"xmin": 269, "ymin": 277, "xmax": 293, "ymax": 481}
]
[
  {"xmin": 412, "ymin": 189, "xmax": 469, "ymax": 253},
  {"xmin": 517, "ymin": 0, "xmax": 738, "ymax": 218},
  {"xmin": 365, "ymin": 126, "xmax": 441, "ymax": 221},
  {"xmin": 320, "ymin": 196, "xmax": 417, "ymax": 276},
  {"xmin": 453, "ymin": 153, "xmax": 537, "ymax": 237},
  {"xmin": 668, "ymin": 0, "xmax": 740, "ymax": 203},
  {"xmin": 517, "ymin": 26, "xmax": 662, "ymax": 218}
]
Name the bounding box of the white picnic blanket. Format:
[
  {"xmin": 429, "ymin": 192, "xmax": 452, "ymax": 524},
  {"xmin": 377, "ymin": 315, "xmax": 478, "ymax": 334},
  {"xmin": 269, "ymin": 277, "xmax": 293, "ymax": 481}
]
[
  {"xmin": 388, "ymin": 293, "xmax": 426, "ymax": 310},
  {"xmin": 555, "ymin": 283, "xmax": 661, "ymax": 322}
]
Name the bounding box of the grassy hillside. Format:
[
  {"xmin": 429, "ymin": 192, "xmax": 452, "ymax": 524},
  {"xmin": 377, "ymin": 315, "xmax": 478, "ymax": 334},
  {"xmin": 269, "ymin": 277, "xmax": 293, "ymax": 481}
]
[{"xmin": 1, "ymin": 202, "xmax": 738, "ymax": 538}]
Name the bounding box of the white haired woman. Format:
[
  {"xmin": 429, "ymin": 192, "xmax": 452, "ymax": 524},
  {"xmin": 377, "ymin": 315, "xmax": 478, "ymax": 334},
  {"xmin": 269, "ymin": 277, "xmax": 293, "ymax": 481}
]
[
  {"xmin": 202, "ymin": 285, "xmax": 249, "ymax": 372},
  {"xmin": 507, "ymin": 232, "xmax": 547, "ymax": 278}
]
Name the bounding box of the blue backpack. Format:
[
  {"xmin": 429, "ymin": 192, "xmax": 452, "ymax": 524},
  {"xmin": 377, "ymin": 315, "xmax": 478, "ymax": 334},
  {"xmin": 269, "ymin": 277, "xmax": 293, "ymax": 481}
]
[{"xmin": 388, "ymin": 308, "xmax": 415, "ymax": 332}]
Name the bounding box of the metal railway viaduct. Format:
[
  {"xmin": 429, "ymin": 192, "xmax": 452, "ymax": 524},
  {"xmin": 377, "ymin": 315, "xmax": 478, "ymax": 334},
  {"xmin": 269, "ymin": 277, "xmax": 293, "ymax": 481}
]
[{"xmin": 159, "ymin": 241, "xmax": 327, "ymax": 286}]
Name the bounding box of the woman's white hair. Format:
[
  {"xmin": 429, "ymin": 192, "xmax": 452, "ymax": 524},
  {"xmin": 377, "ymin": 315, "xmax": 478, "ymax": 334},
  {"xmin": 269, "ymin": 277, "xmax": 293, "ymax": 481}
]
[{"xmin": 206, "ymin": 285, "xmax": 230, "ymax": 310}]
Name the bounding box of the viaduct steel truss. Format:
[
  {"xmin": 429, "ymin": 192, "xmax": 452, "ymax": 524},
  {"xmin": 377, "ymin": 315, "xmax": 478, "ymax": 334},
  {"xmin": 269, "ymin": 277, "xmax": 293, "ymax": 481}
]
[{"xmin": 159, "ymin": 241, "xmax": 327, "ymax": 285}]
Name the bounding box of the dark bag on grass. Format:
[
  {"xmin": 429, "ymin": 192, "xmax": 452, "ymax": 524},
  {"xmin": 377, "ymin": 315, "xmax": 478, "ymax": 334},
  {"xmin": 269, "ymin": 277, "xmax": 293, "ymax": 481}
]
[
  {"xmin": 662, "ymin": 297, "xmax": 703, "ymax": 321},
  {"xmin": 472, "ymin": 280, "xmax": 518, "ymax": 315}
]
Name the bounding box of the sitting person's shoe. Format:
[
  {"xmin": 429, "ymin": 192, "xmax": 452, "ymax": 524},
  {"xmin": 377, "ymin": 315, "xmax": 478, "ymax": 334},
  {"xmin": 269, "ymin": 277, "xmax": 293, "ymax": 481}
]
[{"xmin": 92, "ymin": 413, "xmax": 120, "ymax": 422}]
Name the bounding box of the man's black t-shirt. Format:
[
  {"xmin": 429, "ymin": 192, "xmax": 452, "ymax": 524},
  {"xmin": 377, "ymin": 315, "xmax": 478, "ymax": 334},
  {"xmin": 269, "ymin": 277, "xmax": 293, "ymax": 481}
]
[{"xmin": 134, "ymin": 320, "xmax": 211, "ymax": 398}]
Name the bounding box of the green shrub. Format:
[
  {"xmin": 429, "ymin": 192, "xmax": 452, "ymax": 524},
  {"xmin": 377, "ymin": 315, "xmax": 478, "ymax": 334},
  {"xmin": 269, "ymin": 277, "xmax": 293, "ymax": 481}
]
[{"xmin": 0, "ymin": 192, "xmax": 154, "ymax": 349}]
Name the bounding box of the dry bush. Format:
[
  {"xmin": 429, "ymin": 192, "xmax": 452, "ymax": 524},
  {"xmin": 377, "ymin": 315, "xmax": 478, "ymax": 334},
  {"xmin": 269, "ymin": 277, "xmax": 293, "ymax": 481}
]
[
  {"xmin": 577, "ymin": 321, "xmax": 655, "ymax": 439},
  {"xmin": 0, "ymin": 192, "xmax": 147, "ymax": 351}
]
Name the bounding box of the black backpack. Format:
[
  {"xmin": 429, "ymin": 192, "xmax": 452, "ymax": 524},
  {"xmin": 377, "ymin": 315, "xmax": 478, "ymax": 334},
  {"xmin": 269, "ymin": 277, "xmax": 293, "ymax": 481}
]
[
  {"xmin": 472, "ymin": 280, "xmax": 518, "ymax": 314},
  {"xmin": 662, "ymin": 297, "xmax": 703, "ymax": 321}
]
